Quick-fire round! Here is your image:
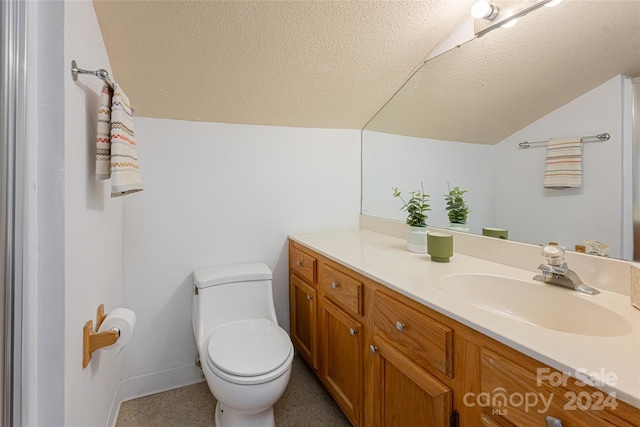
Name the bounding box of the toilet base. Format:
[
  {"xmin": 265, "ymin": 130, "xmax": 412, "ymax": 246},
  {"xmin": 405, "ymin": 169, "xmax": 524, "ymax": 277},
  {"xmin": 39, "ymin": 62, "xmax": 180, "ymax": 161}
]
[{"xmin": 215, "ymin": 401, "xmax": 276, "ymax": 427}]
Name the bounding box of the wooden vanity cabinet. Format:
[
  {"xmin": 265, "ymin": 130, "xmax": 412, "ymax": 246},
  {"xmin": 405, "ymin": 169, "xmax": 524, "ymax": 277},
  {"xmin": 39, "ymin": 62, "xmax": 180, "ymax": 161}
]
[
  {"xmin": 289, "ymin": 242, "xmax": 319, "ymax": 370},
  {"xmin": 320, "ymin": 298, "xmax": 364, "ymax": 425},
  {"xmin": 373, "ymin": 291, "xmax": 453, "ymax": 378},
  {"xmin": 370, "ymin": 291, "xmax": 454, "ymax": 426},
  {"xmin": 319, "ymin": 260, "xmax": 365, "ymax": 426},
  {"xmin": 288, "ymin": 239, "xmax": 640, "ymax": 427},
  {"xmin": 290, "ymin": 273, "xmax": 318, "ymax": 369},
  {"xmin": 370, "ymin": 332, "xmax": 452, "ymax": 427},
  {"xmin": 479, "ymin": 346, "xmax": 639, "ymax": 427}
]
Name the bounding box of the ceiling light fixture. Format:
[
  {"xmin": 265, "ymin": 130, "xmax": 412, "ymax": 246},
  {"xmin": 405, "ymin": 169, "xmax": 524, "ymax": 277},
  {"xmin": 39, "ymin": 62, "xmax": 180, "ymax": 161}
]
[
  {"xmin": 472, "ymin": 0, "xmax": 562, "ymax": 37},
  {"xmin": 471, "ymin": 1, "xmax": 500, "ymax": 20}
]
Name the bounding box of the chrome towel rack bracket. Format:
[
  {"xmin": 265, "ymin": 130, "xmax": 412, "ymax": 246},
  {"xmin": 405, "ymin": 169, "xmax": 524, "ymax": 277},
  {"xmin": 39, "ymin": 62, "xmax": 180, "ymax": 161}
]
[{"xmin": 71, "ymin": 59, "xmax": 114, "ymax": 89}]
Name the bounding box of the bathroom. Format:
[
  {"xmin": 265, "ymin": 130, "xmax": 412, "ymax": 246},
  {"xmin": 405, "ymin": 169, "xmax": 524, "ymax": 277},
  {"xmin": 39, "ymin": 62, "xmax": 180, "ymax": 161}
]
[{"xmin": 1, "ymin": 0, "xmax": 638, "ymax": 426}]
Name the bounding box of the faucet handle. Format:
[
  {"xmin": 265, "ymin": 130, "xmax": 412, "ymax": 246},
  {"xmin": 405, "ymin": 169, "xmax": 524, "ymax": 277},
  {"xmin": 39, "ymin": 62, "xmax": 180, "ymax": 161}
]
[
  {"xmin": 542, "ymin": 245, "xmax": 565, "ymax": 266},
  {"xmin": 537, "ymin": 263, "xmax": 568, "ymax": 275}
]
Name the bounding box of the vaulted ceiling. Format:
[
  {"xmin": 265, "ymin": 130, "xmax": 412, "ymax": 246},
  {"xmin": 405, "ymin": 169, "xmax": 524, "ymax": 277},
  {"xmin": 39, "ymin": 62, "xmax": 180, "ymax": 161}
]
[
  {"xmin": 92, "ymin": 0, "xmax": 474, "ymax": 129},
  {"xmin": 93, "ymin": 1, "xmax": 640, "ymax": 138}
]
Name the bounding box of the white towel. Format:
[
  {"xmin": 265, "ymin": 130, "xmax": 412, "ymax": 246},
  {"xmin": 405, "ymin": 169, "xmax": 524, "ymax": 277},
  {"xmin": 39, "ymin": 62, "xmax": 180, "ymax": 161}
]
[
  {"xmin": 543, "ymin": 137, "xmax": 582, "ymax": 189},
  {"xmin": 95, "ymin": 83, "xmax": 112, "ymax": 180},
  {"xmin": 95, "ymin": 82, "xmax": 143, "ymax": 197},
  {"xmin": 110, "ymin": 83, "xmax": 142, "ymax": 197}
]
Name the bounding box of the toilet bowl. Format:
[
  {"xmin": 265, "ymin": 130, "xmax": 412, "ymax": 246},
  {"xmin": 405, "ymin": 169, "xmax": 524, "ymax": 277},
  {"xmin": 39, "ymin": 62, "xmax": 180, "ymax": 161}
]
[{"xmin": 192, "ymin": 263, "xmax": 293, "ymax": 427}]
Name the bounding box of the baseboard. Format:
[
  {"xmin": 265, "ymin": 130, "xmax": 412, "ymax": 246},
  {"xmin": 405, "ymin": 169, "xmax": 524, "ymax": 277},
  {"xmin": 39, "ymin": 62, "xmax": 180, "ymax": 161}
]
[{"xmin": 106, "ymin": 364, "xmax": 205, "ymax": 427}]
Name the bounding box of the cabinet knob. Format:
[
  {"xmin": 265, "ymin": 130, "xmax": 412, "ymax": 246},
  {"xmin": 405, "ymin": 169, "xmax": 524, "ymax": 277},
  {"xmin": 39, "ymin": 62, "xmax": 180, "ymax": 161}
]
[
  {"xmin": 306, "ymin": 294, "xmax": 312, "ymax": 301},
  {"xmin": 349, "ymin": 328, "xmax": 357, "ymax": 336},
  {"xmin": 545, "ymin": 416, "xmax": 564, "ymax": 427},
  {"xmin": 396, "ymin": 321, "xmax": 405, "ymax": 331},
  {"xmin": 369, "ymin": 344, "xmax": 378, "ymax": 354},
  {"xmin": 331, "ymin": 282, "xmax": 339, "ymax": 289},
  {"xmin": 296, "ymin": 260, "xmax": 302, "ymax": 267}
]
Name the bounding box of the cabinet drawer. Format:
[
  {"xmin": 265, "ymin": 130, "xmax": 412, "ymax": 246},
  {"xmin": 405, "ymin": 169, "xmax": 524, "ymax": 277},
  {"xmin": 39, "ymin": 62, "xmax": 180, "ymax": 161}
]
[
  {"xmin": 480, "ymin": 348, "xmax": 635, "ymax": 427},
  {"xmin": 373, "ymin": 292, "xmax": 453, "ymax": 378},
  {"xmin": 321, "ymin": 264, "xmax": 363, "ymax": 316},
  {"xmin": 290, "ymin": 244, "xmax": 317, "ymax": 284}
]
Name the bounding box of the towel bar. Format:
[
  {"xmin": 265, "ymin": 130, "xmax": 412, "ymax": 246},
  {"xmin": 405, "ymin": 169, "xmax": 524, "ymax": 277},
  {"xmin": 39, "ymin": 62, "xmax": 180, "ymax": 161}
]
[
  {"xmin": 71, "ymin": 59, "xmax": 114, "ymax": 89},
  {"xmin": 519, "ymin": 133, "xmax": 610, "ymax": 149}
]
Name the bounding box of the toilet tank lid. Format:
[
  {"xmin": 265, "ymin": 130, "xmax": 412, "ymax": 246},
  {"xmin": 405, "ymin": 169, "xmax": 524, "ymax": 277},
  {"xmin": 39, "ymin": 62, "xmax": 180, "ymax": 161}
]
[{"xmin": 193, "ymin": 263, "xmax": 272, "ymax": 288}]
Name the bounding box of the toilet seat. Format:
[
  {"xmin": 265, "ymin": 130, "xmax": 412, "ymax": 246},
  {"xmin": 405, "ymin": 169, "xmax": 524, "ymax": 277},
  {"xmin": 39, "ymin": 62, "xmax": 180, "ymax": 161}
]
[{"xmin": 207, "ymin": 318, "xmax": 293, "ymax": 385}]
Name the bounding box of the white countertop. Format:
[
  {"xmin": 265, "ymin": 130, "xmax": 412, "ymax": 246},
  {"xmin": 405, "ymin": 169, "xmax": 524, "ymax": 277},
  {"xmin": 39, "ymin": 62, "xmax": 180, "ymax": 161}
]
[{"xmin": 289, "ymin": 229, "xmax": 640, "ymax": 409}]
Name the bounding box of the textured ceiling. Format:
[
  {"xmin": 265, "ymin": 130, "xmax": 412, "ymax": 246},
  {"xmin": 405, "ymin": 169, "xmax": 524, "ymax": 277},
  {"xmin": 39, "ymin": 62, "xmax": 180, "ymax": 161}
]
[
  {"xmin": 365, "ymin": 0, "xmax": 640, "ymax": 143},
  {"xmin": 92, "ymin": 0, "xmax": 475, "ymax": 129}
]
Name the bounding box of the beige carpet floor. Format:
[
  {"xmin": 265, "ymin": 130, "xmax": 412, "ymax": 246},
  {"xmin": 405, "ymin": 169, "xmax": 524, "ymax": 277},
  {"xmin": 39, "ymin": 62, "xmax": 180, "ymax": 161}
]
[{"xmin": 116, "ymin": 355, "xmax": 352, "ymax": 426}]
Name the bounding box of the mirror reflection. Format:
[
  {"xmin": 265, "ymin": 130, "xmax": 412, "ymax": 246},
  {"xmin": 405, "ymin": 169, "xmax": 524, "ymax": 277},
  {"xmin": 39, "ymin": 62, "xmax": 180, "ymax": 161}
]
[{"xmin": 362, "ymin": 0, "xmax": 640, "ymax": 260}]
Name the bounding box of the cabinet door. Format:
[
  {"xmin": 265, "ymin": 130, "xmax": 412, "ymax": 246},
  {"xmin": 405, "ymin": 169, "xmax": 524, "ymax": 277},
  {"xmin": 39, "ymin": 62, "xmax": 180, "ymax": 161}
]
[
  {"xmin": 371, "ymin": 334, "xmax": 452, "ymax": 427},
  {"xmin": 290, "ymin": 274, "xmax": 317, "ymax": 369},
  {"xmin": 481, "ymin": 348, "xmax": 635, "ymax": 427},
  {"xmin": 321, "ymin": 298, "xmax": 363, "ymax": 426}
]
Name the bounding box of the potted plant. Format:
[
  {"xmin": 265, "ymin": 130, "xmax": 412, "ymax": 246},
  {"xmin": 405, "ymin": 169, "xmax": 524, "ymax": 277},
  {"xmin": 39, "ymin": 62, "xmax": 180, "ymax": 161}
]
[
  {"xmin": 444, "ymin": 184, "xmax": 470, "ymax": 231},
  {"xmin": 393, "ymin": 184, "xmax": 431, "ymax": 253}
]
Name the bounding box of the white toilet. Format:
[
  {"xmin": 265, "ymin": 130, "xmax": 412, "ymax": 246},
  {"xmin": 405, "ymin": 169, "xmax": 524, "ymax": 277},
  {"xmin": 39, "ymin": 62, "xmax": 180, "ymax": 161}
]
[{"xmin": 192, "ymin": 263, "xmax": 294, "ymax": 427}]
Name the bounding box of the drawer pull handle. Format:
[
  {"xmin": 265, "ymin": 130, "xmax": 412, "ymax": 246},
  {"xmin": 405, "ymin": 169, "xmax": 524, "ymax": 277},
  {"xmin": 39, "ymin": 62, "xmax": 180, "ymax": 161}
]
[
  {"xmin": 349, "ymin": 328, "xmax": 357, "ymax": 336},
  {"xmin": 369, "ymin": 345, "xmax": 377, "ymax": 354},
  {"xmin": 545, "ymin": 416, "xmax": 563, "ymax": 427},
  {"xmin": 396, "ymin": 321, "xmax": 405, "ymax": 332},
  {"xmin": 306, "ymin": 294, "xmax": 312, "ymax": 301},
  {"xmin": 331, "ymin": 282, "xmax": 339, "ymax": 289},
  {"xmin": 296, "ymin": 260, "xmax": 302, "ymax": 267}
]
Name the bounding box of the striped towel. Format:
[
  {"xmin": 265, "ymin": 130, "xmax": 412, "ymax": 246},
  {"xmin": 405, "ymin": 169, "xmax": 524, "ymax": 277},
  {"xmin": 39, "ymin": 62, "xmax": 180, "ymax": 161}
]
[
  {"xmin": 543, "ymin": 137, "xmax": 582, "ymax": 189},
  {"xmin": 110, "ymin": 83, "xmax": 142, "ymax": 196},
  {"xmin": 95, "ymin": 83, "xmax": 112, "ymax": 180},
  {"xmin": 95, "ymin": 82, "xmax": 143, "ymax": 197}
]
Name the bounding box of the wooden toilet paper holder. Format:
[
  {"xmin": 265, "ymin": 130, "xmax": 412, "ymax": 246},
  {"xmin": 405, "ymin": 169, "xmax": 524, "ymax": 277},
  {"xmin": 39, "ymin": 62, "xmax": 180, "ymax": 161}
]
[{"xmin": 82, "ymin": 304, "xmax": 119, "ymax": 368}]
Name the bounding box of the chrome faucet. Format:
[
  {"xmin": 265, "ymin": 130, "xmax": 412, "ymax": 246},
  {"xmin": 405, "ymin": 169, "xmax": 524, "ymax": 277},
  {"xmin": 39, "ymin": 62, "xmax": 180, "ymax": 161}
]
[{"xmin": 533, "ymin": 246, "xmax": 600, "ymax": 295}]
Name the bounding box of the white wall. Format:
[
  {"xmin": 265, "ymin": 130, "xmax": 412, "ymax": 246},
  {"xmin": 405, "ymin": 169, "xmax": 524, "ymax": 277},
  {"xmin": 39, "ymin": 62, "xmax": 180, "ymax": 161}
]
[
  {"xmin": 64, "ymin": 1, "xmax": 125, "ymax": 426},
  {"xmin": 24, "ymin": 1, "xmax": 66, "ymax": 425},
  {"xmin": 362, "ymin": 131, "xmax": 494, "ymax": 234},
  {"xmin": 35, "ymin": 1, "xmax": 360, "ymax": 422},
  {"xmin": 119, "ymin": 119, "xmax": 361, "ymax": 399},
  {"xmin": 494, "ymin": 75, "xmax": 629, "ymax": 258}
]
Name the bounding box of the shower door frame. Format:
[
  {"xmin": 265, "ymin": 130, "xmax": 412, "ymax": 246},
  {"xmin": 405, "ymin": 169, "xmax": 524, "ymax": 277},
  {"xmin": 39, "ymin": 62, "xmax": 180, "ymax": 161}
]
[
  {"xmin": 633, "ymin": 78, "xmax": 640, "ymax": 261},
  {"xmin": 1, "ymin": 0, "xmax": 27, "ymax": 425}
]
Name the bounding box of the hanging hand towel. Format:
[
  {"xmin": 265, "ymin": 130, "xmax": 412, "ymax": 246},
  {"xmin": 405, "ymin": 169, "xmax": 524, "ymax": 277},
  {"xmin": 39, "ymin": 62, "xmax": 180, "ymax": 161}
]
[
  {"xmin": 543, "ymin": 137, "xmax": 582, "ymax": 189},
  {"xmin": 109, "ymin": 83, "xmax": 143, "ymax": 197},
  {"xmin": 95, "ymin": 82, "xmax": 113, "ymax": 180}
]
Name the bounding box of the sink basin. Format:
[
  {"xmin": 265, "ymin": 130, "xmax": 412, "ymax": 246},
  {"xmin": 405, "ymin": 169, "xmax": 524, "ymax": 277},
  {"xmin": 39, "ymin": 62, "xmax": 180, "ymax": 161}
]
[{"xmin": 439, "ymin": 273, "xmax": 632, "ymax": 337}]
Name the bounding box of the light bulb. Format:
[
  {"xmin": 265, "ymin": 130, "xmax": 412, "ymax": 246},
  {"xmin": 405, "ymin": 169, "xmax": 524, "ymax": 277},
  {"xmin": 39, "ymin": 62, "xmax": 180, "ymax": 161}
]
[{"xmin": 471, "ymin": 1, "xmax": 499, "ymax": 20}]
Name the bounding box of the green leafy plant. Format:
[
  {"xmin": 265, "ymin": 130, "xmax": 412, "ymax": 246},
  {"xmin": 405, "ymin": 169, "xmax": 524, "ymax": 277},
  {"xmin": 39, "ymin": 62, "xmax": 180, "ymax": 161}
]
[
  {"xmin": 444, "ymin": 184, "xmax": 470, "ymax": 225},
  {"xmin": 392, "ymin": 184, "xmax": 431, "ymax": 227}
]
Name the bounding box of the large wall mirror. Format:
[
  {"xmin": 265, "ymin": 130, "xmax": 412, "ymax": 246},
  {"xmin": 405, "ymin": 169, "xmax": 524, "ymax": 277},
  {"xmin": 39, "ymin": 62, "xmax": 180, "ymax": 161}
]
[{"xmin": 362, "ymin": 0, "xmax": 640, "ymax": 260}]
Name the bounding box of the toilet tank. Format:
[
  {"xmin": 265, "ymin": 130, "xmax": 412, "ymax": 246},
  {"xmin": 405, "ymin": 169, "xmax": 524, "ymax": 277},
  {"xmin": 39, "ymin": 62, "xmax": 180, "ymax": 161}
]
[{"xmin": 192, "ymin": 263, "xmax": 278, "ymax": 343}]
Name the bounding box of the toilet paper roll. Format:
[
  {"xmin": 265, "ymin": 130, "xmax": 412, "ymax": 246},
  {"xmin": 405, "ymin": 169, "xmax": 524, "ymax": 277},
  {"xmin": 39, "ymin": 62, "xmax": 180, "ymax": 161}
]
[{"xmin": 97, "ymin": 308, "xmax": 136, "ymax": 352}]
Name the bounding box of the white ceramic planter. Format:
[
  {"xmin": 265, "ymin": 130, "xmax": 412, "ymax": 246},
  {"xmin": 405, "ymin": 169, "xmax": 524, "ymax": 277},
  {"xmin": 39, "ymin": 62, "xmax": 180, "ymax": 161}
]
[
  {"xmin": 448, "ymin": 222, "xmax": 469, "ymax": 232},
  {"xmin": 407, "ymin": 226, "xmax": 428, "ymax": 253}
]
